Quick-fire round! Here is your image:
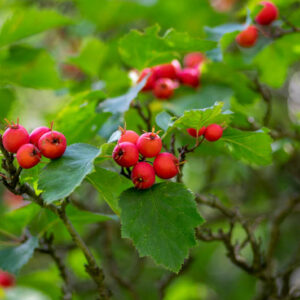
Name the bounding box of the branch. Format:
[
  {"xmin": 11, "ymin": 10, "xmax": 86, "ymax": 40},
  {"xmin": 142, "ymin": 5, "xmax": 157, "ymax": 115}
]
[{"xmin": 132, "ymin": 101, "xmax": 152, "ymax": 132}]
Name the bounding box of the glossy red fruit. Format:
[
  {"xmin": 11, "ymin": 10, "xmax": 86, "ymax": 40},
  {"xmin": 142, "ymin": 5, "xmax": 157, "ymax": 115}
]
[
  {"xmin": 3, "ymin": 124, "xmax": 29, "ymax": 153},
  {"xmin": 204, "ymin": 124, "xmax": 223, "ymax": 142},
  {"xmin": 29, "ymin": 126, "xmax": 51, "ymax": 147},
  {"xmin": 236, "ymin": 25, "xmax": 258, "ymax": 48},
  {"xmin": 0, "ymin": 270, "xmax": 15, "ymax": 288},
  {"xmin": 137, "ymin": 131, "xmax": 162, "ymax": 158},
  {"xmin": 38, "ymin": 131, "xmax": 67, "ymax": 159},
  {"xmin": 255, "ymin": 1, "xmax": 278, "ymax": 26},
  {"xmin": 153, "ymin": 63, "xmax": 177, "ymax": 79},
  {"xmin": 153, "ymin": 78, "xmax": 175, "ymax": 99},
  {"xmin": 186, "ymin": 127, "xmax": 206, "ymax": 138},
  {"xmin": 118, "ymin": 129, "xmax": 139, "ymax": 145},
  {"xmin": 183, "ymin": 52, "xmax": 205, "ymax": 68},
  {"xmin": 16, "ymin": 144, "xmax": 41, "ymax": 169},
  {"xmin": 113, "ymin": 142, "xmax": 139, "ymax": 167},
  {"xmin": 153, "ymin": 152, "xmax": 179, "ymax": 179},
  {"xmin": 138, "ymin": 68, "xmax": 156, "ymax": 91},
  {"xmin": 178, "ymin": 68, "xmax": 200, "ymax": 88},
  {"xmin": 131, "ymin": 162, "xmax": 155, "ymax": 189},
  {"xmin": 171, "ymin": 59, "xmax": 181, "ymax": 76}
]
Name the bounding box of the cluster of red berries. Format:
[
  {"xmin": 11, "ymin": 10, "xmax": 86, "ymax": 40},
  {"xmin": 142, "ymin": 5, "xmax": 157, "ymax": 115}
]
[
  {"xmin": 0, "ymin": 270, "xmax": 15, "ymax": 288},
  {"xmin": 112, "ymin": 127, "xmax": 180, "ymax": 189},
  {"xmin": 2, "ymin": 120, "xmax": 67, "ymax": 169},
  {"xmin": 236, "ymin": 1, "xmax": 278, "ymax": 48},
  {"xmin": 186, "ymin": 123, "xmax": 223, "ymax": 142},
  {"xmin": 137, "ymin": 52, "xmax": 205, "ymax": 100}
]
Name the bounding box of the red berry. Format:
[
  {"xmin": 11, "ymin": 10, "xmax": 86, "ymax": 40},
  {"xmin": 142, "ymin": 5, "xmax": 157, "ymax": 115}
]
[
  {"xmin": 204, "ymin": 124, "xmax": 223, "ymax": 142},
  {"xmin": 38, "ymin": 131, "xmax": 67, "ymax": 159},
  {"xmin": 236, "ymin": 25, "xmax": 258, "ymax": 48},
  {"xmin": 16, "ymin": 144, "xmax": 41, "ymax": 169},
  {"xmin": 131, "ymin": 162, "xmax": 155, "ymax": 189},
  {"xmin": 138, "ymin": 68, "xmax": 156, "ymax": 91},
  {"xmin": 3, "ymin": 124, "xmax": 29, "ymax": 153},
  {"xmin": 183, "ymin": 52, "xmax": 205, "ymax": 69},
  {"xmin": 118, "ymin": 130, "xmax": 139, "ymax": 145},
  {"xmin": 29, "ymin": 126, "xmax": 51, "ymax": 147},
  {"xmin": 153, "ymin": 63, "xmax": 177, "ymax": 79},
  {"xmin": 186, "ymin": 127, "xmax": 206, "ymax": 138},
  {"xmin": 178, "ymin": 68, "xmax": 200, "ymax": 88},
  {"xmin": 137, "ymin": 131, "xmax": 162, "ymax": 158},
  {"xmin": 153, "ymin": 78, "xmax": 175, "ymax": 99},
  {"xmin": 0, "ymin": 270, "xmax": 15, "ymax": 288},
  {"xmin": 3, "ymin": 189, "xmax": 26, "ymax": 210},
  {"xmin": 153, "ymin": 152, "xmax": 179, "ymax": 179},
  {"xmin": 171, "ymin": 59, "xmax": 181, "ymax": 76},
  {"xmin": 113, "ymin": 142, "xmax": 139, "ymax": 167},
  {"xmin": 255, "ymin": 1, "xmax": 278, "ymax": 26}
]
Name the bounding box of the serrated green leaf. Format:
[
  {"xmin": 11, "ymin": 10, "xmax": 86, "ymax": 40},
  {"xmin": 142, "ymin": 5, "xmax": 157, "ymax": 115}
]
[
  {"xmin": 155, "ymin": 111, "xmax": 174, "ymax": 132},
  {"xmin": 0, "ymin": 236, "xmax": 38, "ymax": 274},
  {"xmin": 119, "ymin": 182, "xmax": 204, "ymax": 272},
  {"xmin": 38, "ymin": 144, "xmax": 100, "ymax": 203}
]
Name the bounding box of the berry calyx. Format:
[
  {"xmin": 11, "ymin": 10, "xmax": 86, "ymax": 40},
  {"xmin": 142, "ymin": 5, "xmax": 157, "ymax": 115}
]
[
  {"xmin": 0, "ymin": 270, "xmax": 15, "ymax": 288},
  {"xmin": 29, "ymin": 126, "xmax": 51, "ymax": 147},
  {"xmin": 183, "ymin": 52, "xmax": 205, "ymax": 69},
  {"xmin": 153, "ymin": 78, "xmax": 175, "ymax": 99},
  {"xmin": 153, "ymin": 63, "xmax": 177, "ymax": 80},
  {"xmin": 16, "ymin": 144, "xmax": 41, "ymax": 169},
  {"xmin": 255, "ymin": 1, "xmax": 278, "ymax": 26},
  {"xmin": 186, "ymin": 127, "xmax": 206, "ymax": 138},
  {"xmin": 131, "ymin": 162, "xmax": 155, "ymax": 189},
  {"xmin": 2, "ymin": 120, "xmax": 29, "ymax": 153},
  {"xmin": 236, "ymin": 25, "xmax": 258, "ymax": 48},
  {"xmin": 113, "ymin": 142, "xmax": 139, "ymax": 167},
  {"xmin": 137, "ymin": 129, "xmax": 162, "ymax": 158},
  {"xmin": 38, "ymin": 131, "xmax": 67, "ymax": 159},
  {"xmin": 204, "ymin": 124, "xmax": 223, "ymax": 142},
  {"xmin": 118, "ymin": 127, "xmax": 139, "ymax": 145},
  {"xmin": 153, "ymin": 152, "xmax": 179, "ymax": 179},
  {"xmin": 138, "ymin": 68, "xmax": 156, "ymax": 91},
  {"xmin": 178, "ymin": 68, "xmax": 200, "ymax": 88}
]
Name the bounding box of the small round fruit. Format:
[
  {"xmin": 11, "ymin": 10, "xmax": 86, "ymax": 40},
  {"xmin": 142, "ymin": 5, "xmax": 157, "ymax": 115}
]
[
  {"xmin": 38, "ymin": 131, "xmax": 67, "ymax": 159},
  {"xmin": 186, "ymin": 127, "xmax": 206, "ymax": 138},
  {"xmin": 153, "ymin": 78, "xmax": 175, "ymax": 99},
  {"xmin": 236, "ymin": 25, "xmax": 258, "ymax": 48},
  {"xmin": 178, "ymin": 68, "xmax": 200, "ymax": 88},
  {"xmin": 153, "ymin": 63, "xmax": 177, "ymax": 79},
  {"xmin": 118, "ymin": 130, "xmax": 139, "ymax": 145},
  {"xmin": 131, "ymin": 162, "xmax": 155, "ymax": 189},
  {"xmin": 16, "ymin": 144, "xmax": 41, "ymax": 169},
  {"xmin": 138, "ymin": 68, "xmax": 156, "ymax": 91},
  {"xmin": 3, "ymin": 124, "xmax": 29, "ymax": 153},
  {"xmin": 204, "ymin": 124, "xmax": 223, "ymax": 142},
  {"xmin": 0, "ymin": 270, "xmax": 15, "ymax": 288},
  {"xmin": 183, "ymin": 52, "xmax": 205, "ymax": 68},
  {"xmin": 137, "ymin": 131, "xmax": 162, "ymax": 158},
  {"xmin": 255, "ymin": 1, "xmax": 278, "ymax": 26},
  {"xmin": 113, "ymin": 142, "xmax": 139, "ymax": 167},
  {"xmin": 153, "ymin": 152, "xmax": 179, "ymax": 179},
  {"xmin": 29, "ymin": 126, "xmax": 51, "ymax": 147}
]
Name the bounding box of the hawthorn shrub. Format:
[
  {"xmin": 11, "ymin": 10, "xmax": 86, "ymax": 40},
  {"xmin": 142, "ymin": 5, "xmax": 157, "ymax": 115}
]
[{"xmin": 0, "ymin": 1, "xmax": 300, "ymax": 300}]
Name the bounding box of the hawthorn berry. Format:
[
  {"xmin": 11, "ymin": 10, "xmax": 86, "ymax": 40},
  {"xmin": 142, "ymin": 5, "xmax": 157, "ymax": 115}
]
[
  {"xmin": 113, "ymin": 142, "xmax": 139, "ymax": 167},
  {"xmin": 38, "ymin": 131, "xmax": 67, "ymax": 159},
  {"xmin": 153, "ymin": 63, "xmax": 177, "ymax": 79},
  {"xmin": 16, "ymin": 144, "xmax": 41, "ymax": 169},
  {"xmin": 178, "ymin": 68, "xmax": 200, "ymax": 88},
  {"xmin": 118, "ymin": 128, "xmax": 139, "ymax": 145},
  {"xmin": 171, "ymin": 59, "xmax": 181, "ymax": 75},
  {"xmin": 255, "ymin": 1, "xmax": 278, "ymax": 26},
  {"xmin": 138, "ymin": 68, "xmax": 156, "ymax": 91},
  {"xmin": 187, "ymin": 127, "xmax": 206, "ymax": 138},
  {"xmin": 153, "ymin": 78, "xmax": 175, "ymax": 99},
  {"xmin": 204, "ymin": 124, "xmax": 223, "ymax": 142},
  {"xmin": 236, "ymin": 25, "xmax": 258, "ymax": 48},
  {"xmin": 29, "ymin": 126, "xmax": 51, "ymax": 147},
  {"xmin": 0, "ymin": 271, "xmax": 15, "ymax": 288},
  {"xmin": 131, "ymin": 162, "xmax": 155, "ymax": 189},
  {"xmin": 137, "ymin": 130, "xmax": 162, "ymax": 158},
  {"xmin": 183, "ymin": 52, "xmax": 205, "ymax": 69},
  {"xmin": 153, "ymin": 152, "xmax": 179, "ymax": 179},
  {"xmin": 3, "ymin": 121, "xmax": 29, "ymax": 153}
]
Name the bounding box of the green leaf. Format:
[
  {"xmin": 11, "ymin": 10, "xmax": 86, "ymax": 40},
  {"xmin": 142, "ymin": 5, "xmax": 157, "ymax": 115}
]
[
  {"xmin": 87, "ymin": 167, "xmax": 132, "ymax": 215},
  {"xmin": 155, "ymin": 111, "xmax": 174, "ymax": 132},
  {"xmin": 0, "ymin": 236, "xmax": 38, "ymax": 274},
  {"xmin": 38, "ymin": 144, "xmax": 100, "ymax": 203},
  {"xmin": 119, "ymin": 182, "xmax": 204, "ymax": 272},
  {"xmin": 94, "ymin": 142, "xmax": 116, "ymax": 164},
  {"xmin": 0, "ymin": 86, "xmax": 16, "ymax": 119},
  {"xmin": 0, "ymin": 8, "xmax": 73, "ymax": 47},
  {"xmin": 221, "ymin": 128, "xmax": 273, "ymax": 166}
]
